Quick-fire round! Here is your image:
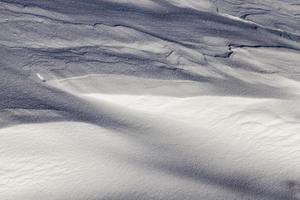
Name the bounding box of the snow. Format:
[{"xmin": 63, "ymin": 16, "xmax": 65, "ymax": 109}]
[{"xmin": 0, "ymin": 0, "xmax": 300, "ymax": 199}]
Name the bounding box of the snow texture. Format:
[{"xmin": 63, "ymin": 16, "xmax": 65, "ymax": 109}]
[{"xmin": 0, "ymin": 0, "xmax": 300, "ymax": 199}]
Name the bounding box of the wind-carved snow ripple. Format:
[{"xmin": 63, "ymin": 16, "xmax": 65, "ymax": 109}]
[{"xmin": 0, "ymin": 0, "xmax": 300, "ymax": 200}]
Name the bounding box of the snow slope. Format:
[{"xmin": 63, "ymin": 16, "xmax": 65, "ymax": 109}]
[{"xmin": 0, "ymin": 0, "xmax": 300, "ymax": 199}]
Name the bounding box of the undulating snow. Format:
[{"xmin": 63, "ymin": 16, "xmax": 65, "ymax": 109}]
[{"xmin": 0, "ymin": 0, "xmax": 300, "ymax": 199}]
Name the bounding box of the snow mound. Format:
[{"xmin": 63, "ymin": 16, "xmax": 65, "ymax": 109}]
[{"xmin": 0, "ymin": 0, "xmax": 300, "ymax": 199}]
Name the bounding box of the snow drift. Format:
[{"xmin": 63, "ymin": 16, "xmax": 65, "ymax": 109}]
[{"xmin": 0, "ymin": 0, "xmax": 300, "ymax": 199}]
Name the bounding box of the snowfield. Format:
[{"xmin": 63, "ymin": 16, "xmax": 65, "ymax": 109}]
[{"xmin": 0, "ymin": 0, "xmax": 300, "ymax": 199}]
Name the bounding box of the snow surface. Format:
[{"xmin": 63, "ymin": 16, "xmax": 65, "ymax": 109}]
[{"xmin": 0, "ymin": 0, "xmax": 300, "ymax": 199}]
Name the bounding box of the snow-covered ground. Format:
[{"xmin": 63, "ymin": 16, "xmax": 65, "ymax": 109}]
[{"xmin": 0, "ymin": 0, "xmax": 300, "ymax": 199}]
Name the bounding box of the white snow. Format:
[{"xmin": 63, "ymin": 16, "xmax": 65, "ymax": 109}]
[
  {"xmin": 36, "ymin": 73, "xmax": 45, "ymax": 81},
  {"xmin": 0, "ymin": 0, "xmax": 300, "ymax": 199}
]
